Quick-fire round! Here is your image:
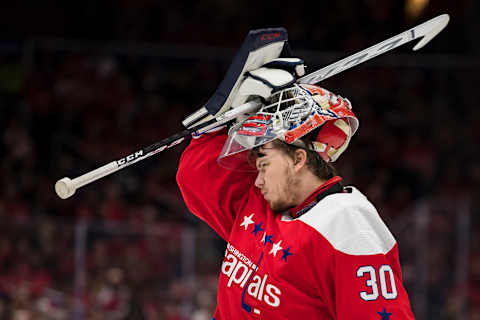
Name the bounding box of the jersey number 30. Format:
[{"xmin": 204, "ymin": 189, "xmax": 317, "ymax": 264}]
[{"xmin": 356, "ymin": 265, "xmax": 397, "ymax": 301}]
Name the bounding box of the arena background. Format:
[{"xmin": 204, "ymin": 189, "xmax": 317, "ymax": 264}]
[{"xmin": 0, "ymin": 1, "xmax": 479, "ymax": 319}]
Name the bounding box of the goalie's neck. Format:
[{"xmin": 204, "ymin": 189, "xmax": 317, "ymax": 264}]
[{"xmin": 288, "ymin": 176, "xmax": 344, "ymax": 219}]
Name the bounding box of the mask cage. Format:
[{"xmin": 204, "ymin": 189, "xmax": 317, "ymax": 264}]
[{"xmin": 258, "ymin": 84, "xmax": 318, "ymax": 135}]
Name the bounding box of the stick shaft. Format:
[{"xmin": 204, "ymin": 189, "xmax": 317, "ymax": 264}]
[
  {"xmin": 298, "ymin": 14, "xmax": 449, "ymax": 85},
  {"xmin": 57, "ymin": 14, "xmax": 450, "ymax": 198},
  {"xmin": 56, "ymin": 101, "xmax": 260, "ymax": 198}
]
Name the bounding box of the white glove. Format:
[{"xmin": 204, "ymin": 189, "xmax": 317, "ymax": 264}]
[
  {"xmin": 263, "ymin": 57, "xmax": 306, "ymax": 77},
  {"xmin": 191, "ymin": 58, "xmax": 305, "ymax": 138},
  {"xmin": 182, "ymin": 28, "xmax": 290, "ymax": 129},
  {"xmin": 231, "ymin": 58, "xmax": 305, "ymax": 108}
]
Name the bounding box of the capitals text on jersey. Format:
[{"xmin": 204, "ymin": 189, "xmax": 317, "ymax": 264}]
[{"xmin": 222, "ymin": 243, "xmax": 281, "ymax": 307}]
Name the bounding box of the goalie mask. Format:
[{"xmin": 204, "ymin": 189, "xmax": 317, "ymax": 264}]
[{"xmin": 218, "ymin": 84, "xmax": 359, "ymax": 168}]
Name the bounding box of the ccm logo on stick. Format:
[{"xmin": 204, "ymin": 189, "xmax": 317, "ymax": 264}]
[{"xmin": 116, "ymin": 151, "xmax": 143, "ymax": 165}]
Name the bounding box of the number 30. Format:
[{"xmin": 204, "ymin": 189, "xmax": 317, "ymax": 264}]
[{"xmin": 356, "ymin": 265, "xmax": 397, "ymax": 301}]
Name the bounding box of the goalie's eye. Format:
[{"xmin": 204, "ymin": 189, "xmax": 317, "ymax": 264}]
[{"xmin": 257, "ymin": 162, "xmax": 268, "ymax": 170}]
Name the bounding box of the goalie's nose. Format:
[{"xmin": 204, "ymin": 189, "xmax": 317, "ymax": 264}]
[{"xmin": 255, "ymin": 171, "xmax": 264, "ymax": 189}]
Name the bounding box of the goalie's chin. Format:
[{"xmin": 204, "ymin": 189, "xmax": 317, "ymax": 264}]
[{"xmin": 268, "ymin": 200, "xmax": 292, "ymax": 214}]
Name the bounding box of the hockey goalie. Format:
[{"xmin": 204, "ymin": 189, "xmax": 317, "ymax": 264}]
[
  {"xmin": 176, "ymin": 28, "xmax": 415, "ymax": 319},
  {"xmin": 53, "ymin": 16, "xmax": 449, "ymax": 318}
]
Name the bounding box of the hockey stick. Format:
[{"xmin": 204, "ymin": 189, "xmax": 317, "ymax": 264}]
[
  {"xmin": 55, "ymin": 14, "xmax": 449, "ymax": 199},
  {"xmin": 297, "ymin": 14, "xmax": 449, "ymax": 84},
  {"xmin": 55, "ymin": 100, "xmax": 261, "ymax": 199}
]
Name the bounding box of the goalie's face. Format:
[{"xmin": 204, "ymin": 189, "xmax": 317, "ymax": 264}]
[{"xmin": 254, "ymin": 142, "xmax": 300, "ymax": 213}]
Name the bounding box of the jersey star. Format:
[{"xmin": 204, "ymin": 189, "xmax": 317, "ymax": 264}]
[
  {"xmin": 269, "ymin": 240, "xmax": 283, "ymax": 256},
  {"xmin": 240, "ymin": 213, "xmax": 255, "ymax": 231},
  {"xmin": 378, "ymin": 307, "xmax": 392, "ymax": 320},
  {"xmin": 281, "ymin": 246, "xmax": 293, "ymax": 262},
  {"xmin": 252, "ymin": 222, "xmax": 264, "ymax": 236},
  {"xmin": 261, "ymin": 232, "xmax": 273, "ymax": 246}
]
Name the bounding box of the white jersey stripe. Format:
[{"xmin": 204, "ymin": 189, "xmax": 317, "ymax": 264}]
[{"xmin": 297, "ymin": 187, "xmax": 396, "ymax": 255}]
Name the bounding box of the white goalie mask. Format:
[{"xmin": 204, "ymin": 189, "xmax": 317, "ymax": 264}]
[{"xmin": 218, "ymin": 83, "xmax": 359, "ymax": 169}]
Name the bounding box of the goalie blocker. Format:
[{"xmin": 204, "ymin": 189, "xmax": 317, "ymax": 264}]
[{"xmin": 182, "ymin": 28, "xmax": 296, "ymax": 128}]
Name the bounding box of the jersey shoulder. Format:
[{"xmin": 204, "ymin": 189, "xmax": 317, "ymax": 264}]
[{"xmin": 298, "ymin": 186, "xmax": 396, "ymax": 255}]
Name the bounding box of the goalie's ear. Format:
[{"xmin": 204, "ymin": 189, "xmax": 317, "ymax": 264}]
[{"xmin": 182, "ymin": 28, "xmax": 291, "ymax": 129}]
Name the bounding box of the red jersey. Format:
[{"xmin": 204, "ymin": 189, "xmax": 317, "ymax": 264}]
[{"xmin": 176, "ymin": 129, "xmax": 414, "ymax": 319}]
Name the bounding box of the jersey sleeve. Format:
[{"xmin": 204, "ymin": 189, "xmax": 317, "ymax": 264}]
[{"xmin": 176, "ymin": 129, "xmax": 256, "ymax": 241}]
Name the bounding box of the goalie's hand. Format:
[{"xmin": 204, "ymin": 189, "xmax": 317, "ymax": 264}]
[
  {"xmin": 193, "ymin": 58, "xmax": 305, "ymax": 137},
  {"xmin": 231, "ymin": 57, "xmax": 305, "ymax": 107},
  {"xmin": 262, "ymin": 57, "xmax": 306, "ymax": 78}
]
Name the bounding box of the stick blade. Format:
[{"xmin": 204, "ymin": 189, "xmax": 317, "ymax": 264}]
[
  {"xmin": 412, "ymin": 14, "xmax": 450, "ymax": 51},
  {"xmin": 297, "ymin": 14, "xmax": 450, "ymax": 85}
]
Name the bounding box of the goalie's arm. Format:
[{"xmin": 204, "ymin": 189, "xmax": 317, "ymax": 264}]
[
  {"xmin": 176, "ymin": 58, "xmax": 306, "ymax": 240},
  {"xmin": 176, "ymin": 130, "xmax": 256, "ymax": 241}
]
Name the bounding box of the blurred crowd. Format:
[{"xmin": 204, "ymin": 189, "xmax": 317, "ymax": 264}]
[
  {"xmin": 1, "ymin": 51, "xmax": 227, "ymax": 319},
  {"xmin": 0, "ymin": 215, "xmax": 221, "ymax": 320},
  {"xmin": 1, "ymin": 0, "xmax": 479, "ymax": 319}
]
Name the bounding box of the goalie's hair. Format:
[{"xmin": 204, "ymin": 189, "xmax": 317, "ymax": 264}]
[{"xmin": 250, "ymin": 129, "xmax": 337, "ymax": 180}]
